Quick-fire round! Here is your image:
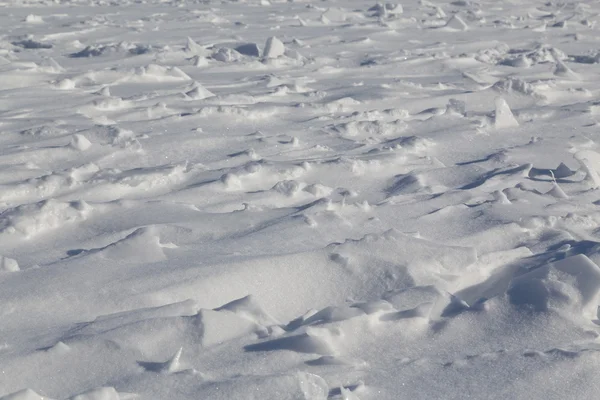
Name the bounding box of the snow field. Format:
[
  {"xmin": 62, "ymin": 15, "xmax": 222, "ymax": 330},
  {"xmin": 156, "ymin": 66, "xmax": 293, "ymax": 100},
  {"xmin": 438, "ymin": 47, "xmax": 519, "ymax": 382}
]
[{"xmin": 2, "ymin": 0, "xmax": 600, "ymax": 398}]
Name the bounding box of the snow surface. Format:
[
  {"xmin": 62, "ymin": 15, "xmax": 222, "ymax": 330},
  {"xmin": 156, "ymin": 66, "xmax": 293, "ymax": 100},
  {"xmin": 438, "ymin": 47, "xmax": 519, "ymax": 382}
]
[{"xmin": 2, "ymin": 0, "xmax": 600, "ymax": 398}]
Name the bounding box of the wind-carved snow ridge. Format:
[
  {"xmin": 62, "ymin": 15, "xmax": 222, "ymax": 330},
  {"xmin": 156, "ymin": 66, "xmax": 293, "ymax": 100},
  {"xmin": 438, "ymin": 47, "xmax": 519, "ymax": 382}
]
[{"xmin": 2, "ymin": 0, "xmax": 600, "ymax": 398}]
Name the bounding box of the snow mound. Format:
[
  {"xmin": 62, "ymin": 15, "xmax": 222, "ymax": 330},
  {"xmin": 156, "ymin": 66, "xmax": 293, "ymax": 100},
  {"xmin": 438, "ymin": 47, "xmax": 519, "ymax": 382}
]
[
  {"xmin": 546, "ymin": 182, "xmax": 568, "ymax": 199},
  {"xmin": 0, "ymin": 200, "xmax": 92, "ymax": 238},
  {"xmin": 272, "ymin": 180, "xmax": 302, "ymax": 196},
  {"xmin": 329, "ymin": 120, "xmax": 407, "ymax": 140},
  {"xmin": 575, "ymin": 150, "xmax": 600, "ymax": 188},
  {"xmin": 71, "ymin": 295, "xmax": 277, "ymax": 355},
  {"xmin": 197, "ymin": 308, "xmax": 263, "ymax": 347},
  {"xmin": 499, "ymin": 45, "xmax": 566, "ymax": 67},
  {"xmin": 263, "ymin": 37, "xmax": 285, "ymax": 59},
  {"xmin": 70, "ymin": 42, "xmax": 152, "ymax": 58},
  {"xmin": 37, "ymin": 57, "xmax": 64, "ymax": 73},
  {"xmin": 70, "ymin": 134, "xmax": 92, "ymax": 151},
  {"xmin": 19, "ymin": 125, "xmax": 67, "ymax": 137},
  {"xmin": 493, "ymin": 78, "xmax": 541, "ymax": 98},
  {"xmin": 340, "ymin": 386, "xmax": 361, "ymax": 400},
  {"xmin": 55, "ymin": 79, "xmax": 75, "ymax": 90},
  {"xmin": 70, "ymin": 387, "xmax": 119, "ymax": 400},
  {"xmin": 494, "ymin": 97, "xmax": 519, "ymax": 129},
  {"xmin": 92, "ymin": 226, "xmax": 167, "ymax": 263},
  {"xmin": 25, "ymin": 15, "xmax": 44, "ymax": 24},
  {"xmin": 508, "ymin": 254, "xmax": 600, "ymax": 319},
  {"xmin": 0, "ymin": 390, "xmax": 50, "ymax": 400},
  {"xmin": 288, "ymin": 305, "xmax": 365, "ymax": 328},
  {"xmin": 184, "ymin": 37, "xmax": 208, "ymax": 55},
  {"xmin": 77, "ymin": 299, "xmax": 199, "ymax": 335},
  {"xmin": 212, "ymin": 47, "xmax": 243, "ymax": 62},
  {"xmin": 369, "ymin": 3, "xmax": 403, "ymax": 18},
  {"xmin": 0, "ymin": 255, "xmax": 19, "ymax": 272},
  {"xmin": 245, "ymin": 327, "xmax": 339, "ymax": 355},
  {"xmin": 215, "ymin": 294, "xmax": 280, "ymax": 326},
  {"xmin": 443, "ymin": 15, "xmax": 468, "ymax": 31},
  {"xmin": 184, "ymin": 82, "xmax": 214, "ymax": 100},
  {"xmin": 554, "ymin": 59, "xmax": 580, "ymax": 79},
  {"xmin": 191, "ymin": 372, "xmax": 328, "ymax": 400},
  {"xmin": 138, "ymin": 347, "xmax": 183, "ymax": 374},
  {"xmin": 12, "ymin": 38, "xmax": 52, "ymax": 49},
  {"xmin": 130, "ymin": 64, "xmax": 191, "ymax": 82},
  {"xmin": 330, "ymin": 229, "xmax": 477, "ymax": 288}
]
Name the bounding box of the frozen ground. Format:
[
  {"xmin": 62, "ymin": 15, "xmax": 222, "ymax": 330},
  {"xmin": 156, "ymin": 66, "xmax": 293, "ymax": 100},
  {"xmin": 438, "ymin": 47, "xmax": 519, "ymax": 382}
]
[{"xmin": 2, "ymin": 0, "xmax": 600, "ymax": 398}]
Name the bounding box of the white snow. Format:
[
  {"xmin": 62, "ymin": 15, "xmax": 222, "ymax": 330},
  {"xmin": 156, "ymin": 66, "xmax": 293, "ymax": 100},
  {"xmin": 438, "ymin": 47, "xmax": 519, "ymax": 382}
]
[
  {"xmin": 494, "ymin": 97, "xmax": 520, "ymax": 129},
  {"xmin": 70, "ymin": 134, "xmax": 92, "ymax": 151},
  {"xmin": 0, "ymin": 255, "xmax": 19, "ymax": 272},
  {"xmin": 263, "ymin": 36, "xmax": 285, "ymax": 59},
  {"xmin": 443, "ymin": 15, "xmax": 468, "ymax": 31},
  {"xmin": 2, "ymin": 0, "xmax": 600, "ymax": 399}
]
